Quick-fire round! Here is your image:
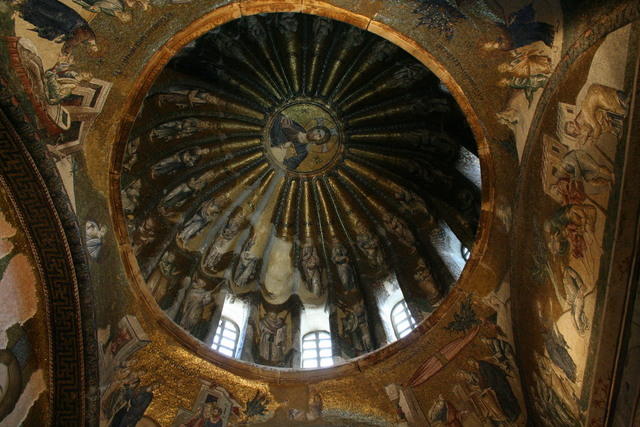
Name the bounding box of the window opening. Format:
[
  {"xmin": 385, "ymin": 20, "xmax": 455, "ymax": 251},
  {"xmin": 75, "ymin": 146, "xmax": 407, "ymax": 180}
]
[
  {"xmin": 212, "ymin": 317, "xmax": 240, "ymax": 357},
  {"xmin": 461, "ymin": 246, "xmax": 471, "ymax": 261},
  {"xmin": 301, "ymin": 331, "xmax": 333, "ymax": 369},
  {"xmin": 391, "ymin": 300, "xmax": 417, "ymax": 339}
]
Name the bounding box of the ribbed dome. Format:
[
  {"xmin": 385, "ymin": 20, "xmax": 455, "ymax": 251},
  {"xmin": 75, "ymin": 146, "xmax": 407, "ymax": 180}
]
[{"xmin": 120, "ymin": 13, "xmax": 480, "ymax": 368}]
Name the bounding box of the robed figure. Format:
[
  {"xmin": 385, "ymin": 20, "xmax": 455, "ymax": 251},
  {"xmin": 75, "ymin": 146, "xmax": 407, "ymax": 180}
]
[
  {"xmin": 332, "ymin": 244, "xmax": 357, "ymax": 291},
  {"xmin": 178, "ymin": 279, "xmax": 214, "ymax": 337},
  {"xmin": 258, "ymin": 312, "xmax": 287, "ymax": 364},
  {"xmin": 234, "ymin": 250, "xmax": 258, "ymax": 287},
  {"xmin": 460, "ymin": 359, "xmax": 521, "ymax": 424},
  {"xmin": 180, "ymin": 402, "xmax": 224, "ymax": 427},
  {"xmin": 177, "ymin": 198, "xmax": 223, "ymax": 245},
  {"xmin": 269, "ymin": 114, "xmax": 330, "ymax": 170},
  {"xmin": 19, "ymin": 0, "xmax": 97, "ymax": 54},
  {"xmin": 301, "ymin": 243, "xmax": 324, "ymax": 296},
  {"xmin": 477, "ymin": 360, "xmax": 520, "ymax": 422},
  {"xmin": 109, "ymin": 377, "xmax": 156, "ymax": 427}
]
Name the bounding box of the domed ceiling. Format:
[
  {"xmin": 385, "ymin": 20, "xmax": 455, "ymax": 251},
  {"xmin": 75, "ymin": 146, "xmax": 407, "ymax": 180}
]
[{"xmin": 119, "ymin": 12, "xmax": 480, "ymax": 368}]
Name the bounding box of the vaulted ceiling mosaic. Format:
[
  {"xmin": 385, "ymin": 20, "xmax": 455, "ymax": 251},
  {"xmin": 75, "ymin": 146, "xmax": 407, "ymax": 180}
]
[{"xmin": 120, "ymin": 12, "xmax": 480, "ymax": 368}]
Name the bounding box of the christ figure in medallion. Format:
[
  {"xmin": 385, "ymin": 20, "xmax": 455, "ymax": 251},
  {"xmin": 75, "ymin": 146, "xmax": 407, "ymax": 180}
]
[{"xmin": 269, "ymin": 114, "xmax": 331, "ymax": 171}]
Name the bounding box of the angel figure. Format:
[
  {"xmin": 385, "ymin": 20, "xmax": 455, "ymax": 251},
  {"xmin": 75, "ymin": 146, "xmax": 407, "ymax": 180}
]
[{"xmin": 122, "ymin": 137, "xmax": 140, "ymax": 172}]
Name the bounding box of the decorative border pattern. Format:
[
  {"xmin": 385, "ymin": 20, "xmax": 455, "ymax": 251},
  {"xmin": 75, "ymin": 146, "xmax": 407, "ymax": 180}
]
[{"xmin": 0, "ymin": 81, "xmax": 99, "ymax": 425}]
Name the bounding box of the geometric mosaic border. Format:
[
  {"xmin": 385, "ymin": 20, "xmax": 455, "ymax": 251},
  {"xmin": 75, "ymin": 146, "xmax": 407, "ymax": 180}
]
[{"xmin": 0, "ymin": 83, "xmax": 99, "ymax": 425}]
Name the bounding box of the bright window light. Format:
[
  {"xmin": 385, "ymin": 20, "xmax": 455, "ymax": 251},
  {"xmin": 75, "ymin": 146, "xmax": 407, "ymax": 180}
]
[
  {"xmin": 212, "ymin": 317, "xmax": 239, "ymax": 357},
  {"xmin": 301, "ymin": 331, "xmax": 333, "ymax": 369},
  {"xmin": 391, "ymin": 300, "xmax": 416, "ymax": 339},
  {"xmin": 461, "ymin": 246, "xmax": 471, "ymax": 261}
]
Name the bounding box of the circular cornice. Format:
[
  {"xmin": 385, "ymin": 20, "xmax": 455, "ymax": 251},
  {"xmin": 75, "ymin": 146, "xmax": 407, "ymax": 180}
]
[{"xmin": 108, "ymin": 1, "xmax": 495, "ymax": 382}]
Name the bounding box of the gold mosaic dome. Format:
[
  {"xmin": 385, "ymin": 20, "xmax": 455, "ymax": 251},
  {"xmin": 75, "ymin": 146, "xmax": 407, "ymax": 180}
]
[{"xmin": 120, "ymin": 12, "xmax": 480, "ymax": 368}]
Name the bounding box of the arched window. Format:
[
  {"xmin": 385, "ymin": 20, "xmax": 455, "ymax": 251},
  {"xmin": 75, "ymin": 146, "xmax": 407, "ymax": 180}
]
[
  {"xmin": 301, "ymin": 331, "xmax": 333, "ymax": 368},
  {"xmin": 212, "ymin": 317, "xmax": 240, "ymax": 357},
  {"xmin": 461, "ymin": 246, "xmax": 471, "ymax": 261},
  {"xmin": 391, "ymin": 300, "xmax": 417, "ymax": 339}
]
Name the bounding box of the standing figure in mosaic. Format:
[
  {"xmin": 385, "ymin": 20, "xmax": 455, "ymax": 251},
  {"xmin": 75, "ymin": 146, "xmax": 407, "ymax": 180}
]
[
  {"xmin": 258, "ymin": 312, "xmax": 287, "ymax": 364},
  {"xmin": 543, "ymin": 325, "xmax": 577, "ymax": 383},
  {"xmin": 414, "ymin": 260, "xmax": 442, "ymax": 306},
  {"xmin": 122, "ymin": 179, "xmax": 142, "ymax": 216},
  {"xmin": 148, "ymin": 251, "xmax": 179, "ymax": 303},
  {"xmin": 234, "ymin": 238, "xmax": 258, "ymax": 287},
  {"xmin": 301, "ymin": 242, "xmax": 323, "ymax": 296},
  {"xmin": 133, "ymin": 217, "xmax": 156, "ymax": 255},
  {"xmin": 356, "ymin": 231, "xmax": 385, "ymax": 270},
  {"xmin": 178, "ymin": 278, "xmax": 213, "ymax": 336},
  {"xmin": 123, "ymin": 138, "xmax": 140, "ymax": 172},
  {"xmin": 340, "ymin": 302, "xmax": 372, "ymax": 355},
  {"xmin": 204, "ymin": 215, "xmax": 241, "ymax": 271},
  {"xmin": 109, "ymin": 377, "xmax": 158, "ymax": 427},
  {"xmin": 331, "ymin": 243, "xmax": 356, "ymax": 292},
  {"xmin": 530, "ymin": 371, "xmax": 578, "ymax": 426}
]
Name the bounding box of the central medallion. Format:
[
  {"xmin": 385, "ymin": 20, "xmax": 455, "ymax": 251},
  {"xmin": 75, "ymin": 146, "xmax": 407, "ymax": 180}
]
[{"xmin": 264, "ymin": 100, "xmax": 343, "ymax": 177}]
